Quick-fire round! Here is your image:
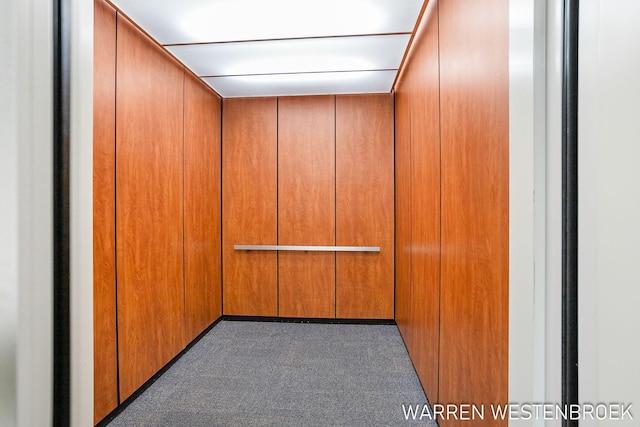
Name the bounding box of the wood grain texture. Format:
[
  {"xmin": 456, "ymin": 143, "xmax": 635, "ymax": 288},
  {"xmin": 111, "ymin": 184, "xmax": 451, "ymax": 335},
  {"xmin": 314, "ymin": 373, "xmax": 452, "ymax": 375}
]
[
  {"xmin": 115, "ymin": 15, "xmax": 186, "ymax": 401},
  {"xmin": 393, "ymin": 0, "xmax": 442, "ymax": 404},
  {"xmin": 222, "ymin": 97, "xmax": 278, "ymax": 316},
  {"xmin": 438, "ymin": 0, "xmax": 509, "ymax": 423},
  {"xmin": 408, "ymin": 0, "xmax": 442, "ymax": 405},
  {"xmin": 278, "ymin": 251, "xmax": 335, "ymax": 318},
  {"xmin": 93, "ymin": 0, "xmax": 118, "ymax": 422},
  {"xmin": 394, "ymin": 86, "xmax": 412, "ymax": 342},
  {"xmin": 183, "ymin": 73, "xmax": 222, "ymax": 342},
  {"xmin": 277, "ymin": 96, "xmax": 336, "ymax": 318},
  {"xmin": 335, "ymin": 94, "xmax": 395, "ymax": 319}
]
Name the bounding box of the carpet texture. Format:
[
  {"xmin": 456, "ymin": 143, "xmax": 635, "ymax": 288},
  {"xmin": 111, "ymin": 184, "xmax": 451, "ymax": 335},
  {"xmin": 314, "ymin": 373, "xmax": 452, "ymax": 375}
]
[{"xmin": 105, "ymin": 320, "xmax": 437, "ymax": 427}]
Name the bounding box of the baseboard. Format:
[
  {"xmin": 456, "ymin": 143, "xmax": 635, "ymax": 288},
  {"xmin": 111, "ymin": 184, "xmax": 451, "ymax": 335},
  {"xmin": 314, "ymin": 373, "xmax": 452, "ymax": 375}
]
[
  {"xmin": 95, "ymin": 315, "xmax": 223, "ymax": 427},
  {"xmin": 222, "ymin": 315, "xmax": 396, "ymax": 325}
]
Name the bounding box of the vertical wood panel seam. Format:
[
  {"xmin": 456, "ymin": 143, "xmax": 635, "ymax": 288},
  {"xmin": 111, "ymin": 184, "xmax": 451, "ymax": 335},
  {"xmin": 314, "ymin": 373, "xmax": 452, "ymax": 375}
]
[
  {"xmin": 406, "ymin": 89, "xmax": 412, "ymax": 355},
  {"xmin": 219, "ymin": 100, "xmax": 224, "ymax": 316},
  {"xmin": 333, "ymin": 95, "xmax": 338, "ymax": 318},
  {"xmin": 409, "ymin": 90, "xmax": 413, "ymax": 349},
  {"xmin": 435, "ymin": 0, "xmax": 443, "ymax": 403},
  {"xmin": 276, "ymin": 97, "xmax": 279, "ymax": 317},
  {"xmin": 408, "ymin": 81, "xmax": 414, "ymax": 371},
  {"xmin": 113, "ymin": 10, "xmax": 121, "ymax": 405},
  {"xmin": 391, "ymin": 91, "xmax": 396, "ymax": 319},
  {"xmin": 181, "ymin": 70, "xmax": 187, "ymax": 345}
]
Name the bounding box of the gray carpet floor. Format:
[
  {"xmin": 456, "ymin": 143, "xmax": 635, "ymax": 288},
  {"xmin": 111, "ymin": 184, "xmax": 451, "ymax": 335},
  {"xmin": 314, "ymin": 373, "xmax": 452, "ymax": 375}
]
[{"xmin": 105, "ymin": 320, "xmax": 437, "ymax": 427}]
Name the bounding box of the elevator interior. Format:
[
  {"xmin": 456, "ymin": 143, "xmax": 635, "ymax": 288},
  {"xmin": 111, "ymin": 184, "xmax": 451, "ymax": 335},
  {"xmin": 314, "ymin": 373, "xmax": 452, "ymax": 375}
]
[{"xmin": 93, "ymin": 1, "xmax": 509, "ymax": 425}]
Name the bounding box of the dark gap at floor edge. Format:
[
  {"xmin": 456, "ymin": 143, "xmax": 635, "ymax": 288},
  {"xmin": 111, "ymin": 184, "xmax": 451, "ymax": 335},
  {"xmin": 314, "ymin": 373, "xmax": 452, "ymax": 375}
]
[
  {"xmin": 395, "ymin": 325, "xmax": 440, "ymax": 427},
  {"xmin": 223, "ymin": 315, "xmax": 396, "ymax": 325},
  {"xmin": 96, "ymin": 316, "xmax": 223, "ymax": 427}
]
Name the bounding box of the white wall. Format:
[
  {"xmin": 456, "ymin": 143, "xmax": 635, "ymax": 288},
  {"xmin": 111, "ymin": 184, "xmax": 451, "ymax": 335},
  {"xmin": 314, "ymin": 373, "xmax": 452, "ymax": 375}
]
[
  {"xmin": 0, "ymin": 0, "xmax": 19, "ymax": 423},
  {"xmin": 15, "ymin": 0, "xmax": 55, "ymax": 425},
  {"xmin": 543, "ymin": 0, "xmax": 564, "ymax": 422},
  {"xmin": 509, "ymin": 0, "xmax": 538, "ymax": 418},
  {"xmin": 70, "ymin": 0, "xmax": 94, "ymax": 424},
  {"xmin": 579, "ymin": 1, "xmax": 640, "ymax": 425},
  {"xmin": 509, "ymin": 1, "xmax": 640, "ymax": 425},
  {"xmin": 509, "ymin": 1, "xmax": 563, "ymax": 425}
]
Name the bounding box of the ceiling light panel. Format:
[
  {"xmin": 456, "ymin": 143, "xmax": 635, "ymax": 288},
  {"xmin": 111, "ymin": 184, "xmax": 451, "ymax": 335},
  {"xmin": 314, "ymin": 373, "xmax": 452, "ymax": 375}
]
[
  {"xmin": 110, "ymin": 0, "xmax": 424, "ymax": 44},
  {"xmin": 204, "ymin": 70, "xmax": 398, "ymax": 98},
  {"xmin": 167, "ymin": 34, "xmax": 411, "ymax": 77}
]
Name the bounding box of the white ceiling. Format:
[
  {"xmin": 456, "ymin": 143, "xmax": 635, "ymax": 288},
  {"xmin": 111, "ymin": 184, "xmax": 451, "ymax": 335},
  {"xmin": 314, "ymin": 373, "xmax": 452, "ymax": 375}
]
[{"xmin": 110, "ymin": 0, "xmax": 425, "ymax": 98}]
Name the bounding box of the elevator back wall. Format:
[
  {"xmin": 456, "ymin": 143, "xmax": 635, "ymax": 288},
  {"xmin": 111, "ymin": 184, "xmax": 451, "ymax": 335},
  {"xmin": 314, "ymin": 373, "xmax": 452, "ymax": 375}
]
[{"xmin": 222, "ymin": 94, "xmax": 395, "ymax": 320}]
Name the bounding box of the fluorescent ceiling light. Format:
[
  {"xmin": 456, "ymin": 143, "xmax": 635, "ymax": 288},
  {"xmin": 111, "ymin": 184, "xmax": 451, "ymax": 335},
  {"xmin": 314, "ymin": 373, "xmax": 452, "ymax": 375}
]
[
  {"xmin": 167, "ymin": 35, "xmax": 410, "ymax": 77},
  {"xmin": 111, "ymin": 0, "xmax": 424, "ymax": 44},
  {"xmin": 182, "ymin": 0, "xmax": 385, "ymax": 42},
  {"xmin": 204, "ymin": 70, "xmax": 398, "ymax": 98},
  {"xmin": 109, "ymin": 0, "xmax": 425, "ymax": 97}
]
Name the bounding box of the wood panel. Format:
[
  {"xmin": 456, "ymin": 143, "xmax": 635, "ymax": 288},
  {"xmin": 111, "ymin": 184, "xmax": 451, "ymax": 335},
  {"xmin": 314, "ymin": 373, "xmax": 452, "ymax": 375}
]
[
  {"xmin": 394, "ymin": 0, "xmax": 442, "ymax": 404},
  {"xmin": 183, "ymin": 73, "xmax": 222, "ymax": 341},
  {"xmin": 93, "ymin": 0, "xmax": 118, "ymax": 422},
  {"xmin": 394, "ymin": 85, "xmax": 412, "ymax": 341},
  {"xmin": 277, "ymin": 96, "xmax": 335, "ymax": 318},
  {"xmin": 408, "ymin": 0, "xmax": 441, "ymax": 404},
  {"xmin": 336, "ymin": 94, "xmax": 395, "ymax": 319},
  {"xmin": 115, "ymin": 16, "xmax": 185, "ymax": 400},
  {"xmin": 438, "ymin": 0, "xmax": 509, "ymax": 423},
  {"xmin": 222, "ymin": 98, "xmax": 277, "ymax": 316}
]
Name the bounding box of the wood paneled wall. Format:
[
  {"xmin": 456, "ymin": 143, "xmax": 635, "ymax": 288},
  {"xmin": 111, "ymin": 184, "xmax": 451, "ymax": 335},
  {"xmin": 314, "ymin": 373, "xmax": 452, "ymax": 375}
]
[
  {"xmin": 394, "ymin": 78, "xmax": 412, "ymax": 344},
  {"xmin": 395, "ymin": 0, "xmax": 442, "ymax": 403},
  {"xmin": 394, "ymin": 0, "xmax": 509, "ymax": 424},
  {"xmin": 222, "ymin": 94, "xmax": 394, "ymax": 319},
  {"xmin": 183, "ymin": 73, "xmax": 222, "ymax": 342},
  {"xmin": 336, "ymin": 94, "xmax": 395, "ymax": 319},
  {"xmin": 409, "ymin": 0, "xmax": 442, "ymax": 404},
  {"xmin": 278, "ymin": 96, "xmax": 336, "ymax": 318},
  {"xmin": 438, "ymin": 0, "xmax": 509, "ymax": 417},
  {"xmin": 222, "ymin": 98, "xmax": 278, "ymax": 316},
  {"xmin": 115, "ymin": 15, "xmax": 186, "ymax": 401},
  {"xmin": 94, "ymin": 2, "xmax": 222, "ymax": 421},
  {"xmin": 93, "ymin": 0, "xmax": 118, "ymax": 422}
]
